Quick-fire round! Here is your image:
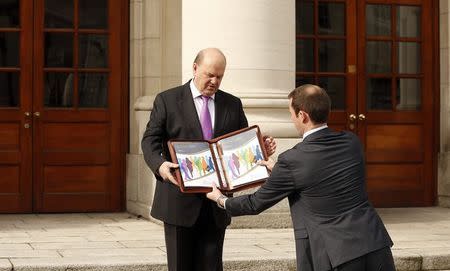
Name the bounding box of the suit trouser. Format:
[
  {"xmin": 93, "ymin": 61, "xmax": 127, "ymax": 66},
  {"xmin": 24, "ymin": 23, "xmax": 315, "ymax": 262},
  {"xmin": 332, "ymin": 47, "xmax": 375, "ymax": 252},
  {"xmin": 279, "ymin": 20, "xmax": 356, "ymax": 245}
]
[
  {"xmin": 295, "ymin": 238, "xmax": 314, "ymax": 271},
  {"xmin": 333, "ymin": 246, "xmax": 396, "ymax": 271},
  {"xmin": 164, "ymin": 201, "xmax": 226, "ymax": 271}
]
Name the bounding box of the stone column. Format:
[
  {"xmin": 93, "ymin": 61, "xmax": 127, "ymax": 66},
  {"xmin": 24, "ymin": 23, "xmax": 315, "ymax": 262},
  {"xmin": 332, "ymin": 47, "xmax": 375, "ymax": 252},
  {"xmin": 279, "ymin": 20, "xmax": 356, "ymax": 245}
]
[
  {"xmin": 439, "ymin": 0, "xmax": 450, "ymax": 207},
  {"xmin": 182, "ymin": 0, "xmax": 298, "ymax": 152},
  {"xmin": 181, "ymin": 0, "xmax": 297, "ymax": 226},
  {"xmin": 127, "ymin": 0, "xmax": 182, "ymax": 218}
]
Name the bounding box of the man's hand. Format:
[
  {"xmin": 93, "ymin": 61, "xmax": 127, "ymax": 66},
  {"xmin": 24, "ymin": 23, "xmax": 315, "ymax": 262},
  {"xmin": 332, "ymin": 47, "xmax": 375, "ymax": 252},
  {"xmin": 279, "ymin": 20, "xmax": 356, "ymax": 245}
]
[
  {"xmin": 263, "ymin": 135, "xmax": 277, "ymax": 157},
  {"xmin": 158, "ymin": 161, "xmax": 179, "ymax": 185},
  {"xmin": 258, "ymin": 158, "xmax": 276, "ymax": 172},
  {"xmin": 206, "ymin": 184, "xmax": 223, "ymax": 203}
]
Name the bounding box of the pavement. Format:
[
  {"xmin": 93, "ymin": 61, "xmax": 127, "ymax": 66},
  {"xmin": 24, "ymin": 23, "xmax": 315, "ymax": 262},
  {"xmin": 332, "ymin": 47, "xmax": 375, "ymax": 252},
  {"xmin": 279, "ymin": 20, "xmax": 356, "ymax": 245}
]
[{"xmin": 0, "ymin": 208, "xmax": 449, "ymax": 271}]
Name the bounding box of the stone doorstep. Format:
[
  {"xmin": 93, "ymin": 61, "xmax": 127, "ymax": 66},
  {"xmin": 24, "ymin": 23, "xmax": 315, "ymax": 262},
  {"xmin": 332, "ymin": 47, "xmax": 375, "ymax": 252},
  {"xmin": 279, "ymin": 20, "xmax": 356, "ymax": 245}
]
[{"xmin": 3, "ymin": 253, "xmax": 450, "ymax": 271}]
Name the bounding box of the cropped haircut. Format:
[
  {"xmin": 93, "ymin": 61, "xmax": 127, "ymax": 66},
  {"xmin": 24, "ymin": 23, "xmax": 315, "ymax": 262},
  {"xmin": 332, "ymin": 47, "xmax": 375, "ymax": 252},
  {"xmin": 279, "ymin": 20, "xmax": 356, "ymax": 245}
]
[{"xmin": 288, "ymin": 84, "xmax": 331, "ymax": 124}]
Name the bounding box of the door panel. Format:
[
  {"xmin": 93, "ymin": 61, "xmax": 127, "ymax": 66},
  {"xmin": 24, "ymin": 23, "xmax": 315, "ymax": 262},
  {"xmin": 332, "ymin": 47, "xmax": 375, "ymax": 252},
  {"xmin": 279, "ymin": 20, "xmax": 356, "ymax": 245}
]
[
  {"xmin": 0, "ymin": 0, "xmax": 33, "ymax": 213},
  {"xmin": 357, "ymin": 0, "xmax": 434, "ymax": 206},
  {"xmin": 365, "ymin": 124, "xmax": 423, "ymax": 162},
  {"xmin": 32, "ymin": 0, "xmax": 125, "ymax": 212}
]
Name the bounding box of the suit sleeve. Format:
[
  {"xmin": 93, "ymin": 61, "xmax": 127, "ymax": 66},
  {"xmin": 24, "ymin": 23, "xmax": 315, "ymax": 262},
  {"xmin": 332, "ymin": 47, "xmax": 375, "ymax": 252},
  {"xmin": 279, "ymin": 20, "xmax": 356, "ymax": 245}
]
[
  {"xmin": 141, "ymin": 94, "xmax": 167, "ymax": 175},
  {"xmin": 225, "ymin": 155, "xmax": 295, "ymax": 216}
]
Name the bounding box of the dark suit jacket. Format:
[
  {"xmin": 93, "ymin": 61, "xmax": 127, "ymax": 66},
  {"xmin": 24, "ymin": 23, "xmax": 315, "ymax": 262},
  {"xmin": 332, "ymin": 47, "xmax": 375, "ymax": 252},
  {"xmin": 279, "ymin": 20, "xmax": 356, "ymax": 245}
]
[
  {"xmin": 141, "ymin": 80, "xmax": 248, "ymax": 227},
  {"xmin": 225, "ymin": 128, "xmax": 393, "ymax": 270}
]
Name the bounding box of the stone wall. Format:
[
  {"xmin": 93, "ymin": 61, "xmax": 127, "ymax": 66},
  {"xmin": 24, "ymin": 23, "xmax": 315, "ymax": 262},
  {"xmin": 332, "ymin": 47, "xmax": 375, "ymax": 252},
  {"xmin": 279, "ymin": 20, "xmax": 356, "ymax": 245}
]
[
  {"xmin": 127, "ymin": 0, "xmax": 450, "ymax": 221},
  {"xmin": 127, "ymin": 0, "xmax": 182, "ymax": 218}
]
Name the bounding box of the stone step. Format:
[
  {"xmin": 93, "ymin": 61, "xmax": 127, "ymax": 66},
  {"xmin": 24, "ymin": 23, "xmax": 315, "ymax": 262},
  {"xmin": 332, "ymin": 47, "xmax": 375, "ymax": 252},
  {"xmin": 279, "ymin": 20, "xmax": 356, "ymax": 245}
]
[{"xmin": 5, "ymin": 252, "xmax": 450, "ymax": 271}]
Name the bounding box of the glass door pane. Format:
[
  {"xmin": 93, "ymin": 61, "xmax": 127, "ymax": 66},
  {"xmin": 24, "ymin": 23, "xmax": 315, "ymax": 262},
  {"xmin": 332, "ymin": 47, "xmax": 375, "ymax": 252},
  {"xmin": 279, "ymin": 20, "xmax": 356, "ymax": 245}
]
[{"xmin": 295, "ymin": 0, "xmax": 349, "ymax": 112}]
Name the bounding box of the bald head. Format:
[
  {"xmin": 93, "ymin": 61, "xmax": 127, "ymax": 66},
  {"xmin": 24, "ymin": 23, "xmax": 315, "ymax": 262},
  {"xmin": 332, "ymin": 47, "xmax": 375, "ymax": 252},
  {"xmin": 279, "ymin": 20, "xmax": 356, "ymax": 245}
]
[
  {"xmin": 194, "ymin": 48, "xmax": 227, "ymax": 67},
  {"xmin": 192, "ymin": 48, "xmax": 227, "ymax": 96},
  {"xmin": 288, "ymin": 84, "xmax": 331, "ymax": 124}
]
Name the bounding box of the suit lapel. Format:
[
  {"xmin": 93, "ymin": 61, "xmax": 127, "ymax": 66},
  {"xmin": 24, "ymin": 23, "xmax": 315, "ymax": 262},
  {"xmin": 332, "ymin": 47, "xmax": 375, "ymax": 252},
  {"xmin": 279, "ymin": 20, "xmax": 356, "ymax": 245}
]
[
  {"xmin": 213, "ymin": 90, "xmax": 228, "ymax": 138},
  {"xmin": 179, "ymin": 81, "xmax": 203, "ymax": 139}
]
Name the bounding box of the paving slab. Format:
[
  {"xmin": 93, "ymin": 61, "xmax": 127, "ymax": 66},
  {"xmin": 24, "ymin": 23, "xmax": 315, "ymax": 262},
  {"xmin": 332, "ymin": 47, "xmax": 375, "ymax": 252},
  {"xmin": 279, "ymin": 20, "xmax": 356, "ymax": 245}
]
[{"xmin": 0, "ymin": 260, "xmax": 11, "ymax": 271}]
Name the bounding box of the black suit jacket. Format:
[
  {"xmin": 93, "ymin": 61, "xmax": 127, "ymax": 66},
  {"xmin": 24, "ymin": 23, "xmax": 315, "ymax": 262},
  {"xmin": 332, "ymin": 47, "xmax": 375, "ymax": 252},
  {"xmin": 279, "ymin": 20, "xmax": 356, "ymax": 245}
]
[
  {"xmin": 141, "ymin": 81, "xmax": 248, "ymax": 227},
  {"xmin": 225, "ymin": 128, "xmax": 393, "ymax": 270}
]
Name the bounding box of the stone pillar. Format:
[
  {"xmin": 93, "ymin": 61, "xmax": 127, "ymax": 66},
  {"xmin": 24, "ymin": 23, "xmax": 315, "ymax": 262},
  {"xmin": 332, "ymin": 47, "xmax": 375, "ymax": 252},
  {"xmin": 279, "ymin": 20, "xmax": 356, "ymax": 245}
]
[
  {"xmin": 181, "ymin": 0, "xmax": 297, "ymax": 226},
  {"xmin": 182, "ymin": 0, "xmax": 298, "ymax": 152},
  {"xmin": 127, "ymin": 0, "xmax": 182, "ymax": 218},
  {"xmin": 439, "ymin": 0, "xmax": 450, "ymax": 207}
]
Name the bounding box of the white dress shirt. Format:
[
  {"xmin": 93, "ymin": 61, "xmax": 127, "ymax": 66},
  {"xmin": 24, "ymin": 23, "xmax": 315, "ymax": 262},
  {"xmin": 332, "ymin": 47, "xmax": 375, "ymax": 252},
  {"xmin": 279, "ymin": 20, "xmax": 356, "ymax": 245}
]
[{"xmin": 302, "ymin": 125, "xmax": 328, "ymax": 139}]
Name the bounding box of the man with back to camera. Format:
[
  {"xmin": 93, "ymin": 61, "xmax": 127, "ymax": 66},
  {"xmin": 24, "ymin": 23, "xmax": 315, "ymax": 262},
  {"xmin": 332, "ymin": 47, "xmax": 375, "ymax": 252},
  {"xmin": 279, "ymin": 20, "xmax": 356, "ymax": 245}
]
[
  {"xmin": 207, "ymin": 84, "xmax": 396, "ymax": 271},
  {"xmin": 141, "ymin": 48, "xmax": 276, "ymax": 271}
]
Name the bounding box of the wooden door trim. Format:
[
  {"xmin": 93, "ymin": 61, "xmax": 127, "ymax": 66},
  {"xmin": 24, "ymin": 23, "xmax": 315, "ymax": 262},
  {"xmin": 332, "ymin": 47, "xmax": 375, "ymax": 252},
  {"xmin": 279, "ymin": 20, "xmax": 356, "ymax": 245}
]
[
  {"xmin": 431, "ymin": 0, "xmax": 439, "ymax": 205},
  {"xmin": 120, "ymin": 0, "xmax": 130, "ymax": 211}
]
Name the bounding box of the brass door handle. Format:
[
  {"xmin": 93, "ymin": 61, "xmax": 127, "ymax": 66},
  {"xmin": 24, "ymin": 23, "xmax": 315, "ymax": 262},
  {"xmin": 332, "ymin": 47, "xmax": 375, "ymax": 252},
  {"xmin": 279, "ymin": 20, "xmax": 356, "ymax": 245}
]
[
  {"xmin": 358, "ymin": 114, "xmax": 366, "ymax": 121},
  {"xmin": 24, "ymin": 112, "xmax": 30, "ymax": 117},
  {"xmin": 34, "ymin": 112, "xmax": 40, "ymax": 117},
  {"xmin": 349, "ymin": 114, "xmax": 357, "ymax": 121}
]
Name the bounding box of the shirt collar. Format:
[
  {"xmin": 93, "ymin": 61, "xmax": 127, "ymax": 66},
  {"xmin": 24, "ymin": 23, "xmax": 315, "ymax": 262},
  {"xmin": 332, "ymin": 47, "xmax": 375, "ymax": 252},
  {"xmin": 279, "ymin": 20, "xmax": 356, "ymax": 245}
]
[
  {"xmin": 190, "ymin": 79, "xmax": 215, "ymax": 100},
  {"xmin": 303, "ymin": 124, "xmax": 328, "ymax": 139}
]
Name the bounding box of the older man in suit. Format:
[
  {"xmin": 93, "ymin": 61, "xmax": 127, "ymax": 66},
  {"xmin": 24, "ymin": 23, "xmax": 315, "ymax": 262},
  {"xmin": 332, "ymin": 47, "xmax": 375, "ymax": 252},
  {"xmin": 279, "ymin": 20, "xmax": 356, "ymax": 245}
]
[
  {"xmin": 207, "ymin": 84, "xmax": 396, "ymax": 271},
  {"xmin": 141, "ymin": 48, "xmax": 276, "ymax": 271}
]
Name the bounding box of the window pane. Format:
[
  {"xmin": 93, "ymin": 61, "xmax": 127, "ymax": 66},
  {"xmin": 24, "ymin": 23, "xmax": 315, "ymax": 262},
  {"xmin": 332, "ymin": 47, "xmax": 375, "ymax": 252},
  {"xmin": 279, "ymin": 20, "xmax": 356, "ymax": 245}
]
[
  {"xmin": 366, "ymin": 41, "xmax": 391, "ymax": 73},
  {"xmin": 0, "ymin": 72, "xmax": 19, "ymax": 107},
  {"xmin": 296, "ymin": 1, "xmax": 313, "ymax": 35},
  {"xmin": 0, "ymin": 32, "xmax": 19, "ymax": 67},
  {"xmin": 45, "ymin": 0, "xmax": 73, "ymax": 28},
  {"xmin": 0, "ymin": 0, "xmax": 19, "ymax": 27},
  {"xmin": 398, "ymin": 42, "xmax": 421, "ymax": 74},
  {"xmin": 367, "ymin": 78, "xmax": 392, "ymax": 110},
  {"xmin": 44, "ymin": 72, "xmax": 73, "ymax": 107},
  {"xmin": 397, "ymin": 6, "xmax": 421, "ymax": 38},
  {"xmin": 319, "ymin": 40, "xmax": 345, "ymax": 72},
  {"xmin": 396, "ymin": 78, "xmax": 421, "ymax": 111},
  {"xmin": 79, "ymin": 34, "xmax": 108, "ymax": 68},
  {"xmin": 79, "ymin": 0, "xmax": 107, "ymax": 29},
  {"xmin": 45, "ymin": 33, "xmax": 73, "ymax": 67},
  {"xmin": 296, "ymin": 39, "xmax": 314, "ymax": 72},
  {"xmin": 319, "ymin": 77, "xmax": 345, "ymax": 110},
  {"xmin": 79, "ymin": 73, "xmax": 108, "ymax": 108},
  {"xmin": 318, "ymin": 2, "xmax": 345, "ymax": 35},
  {"xmin": 296, "ymin": 77, "xmax": 315, "ymax": 87},
  {"xmin": 366, "ymin": 4, "xmax": 391, "ymax": 36}
]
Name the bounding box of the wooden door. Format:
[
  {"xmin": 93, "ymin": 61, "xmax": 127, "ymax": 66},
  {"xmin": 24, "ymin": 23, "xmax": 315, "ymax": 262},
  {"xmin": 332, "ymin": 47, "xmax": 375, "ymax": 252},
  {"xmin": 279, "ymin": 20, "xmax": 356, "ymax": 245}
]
[
  {"xmin": 0, "ymin": 0, "xmax": 33, "ymax": 213},
  {"xmin": 357, "ymin": 0, "xmax": 436, "ymax": 206},
  {"xmin": 0, "ymin": 0, "xmax": 127, "ymax": 213},
  {"xmin": 296, "ymin": 0, "xmax": 437, "ymax": 206},
  {"xmin": 32, "ymin": 0, "xmax": 127, "ymax": 212}
]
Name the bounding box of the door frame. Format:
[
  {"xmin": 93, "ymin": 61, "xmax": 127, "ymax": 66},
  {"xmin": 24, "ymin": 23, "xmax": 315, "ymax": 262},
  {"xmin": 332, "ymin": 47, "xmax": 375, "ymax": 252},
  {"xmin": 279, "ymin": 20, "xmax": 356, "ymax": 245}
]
[{"xmin": 432, "ymin": 0, "xmax": 439, "ymax": 206}]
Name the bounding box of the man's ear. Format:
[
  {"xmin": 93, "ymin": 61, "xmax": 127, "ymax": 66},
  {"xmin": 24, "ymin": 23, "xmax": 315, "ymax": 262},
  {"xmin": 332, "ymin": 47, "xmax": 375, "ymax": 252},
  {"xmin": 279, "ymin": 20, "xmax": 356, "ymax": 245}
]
[
  {"xmin": 299, "ymin": 111, "xmax": 309, "ymax": 123},
  {"xmin": 193, "ymin": 63, "xmax": 198, "ymax": 74}
]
